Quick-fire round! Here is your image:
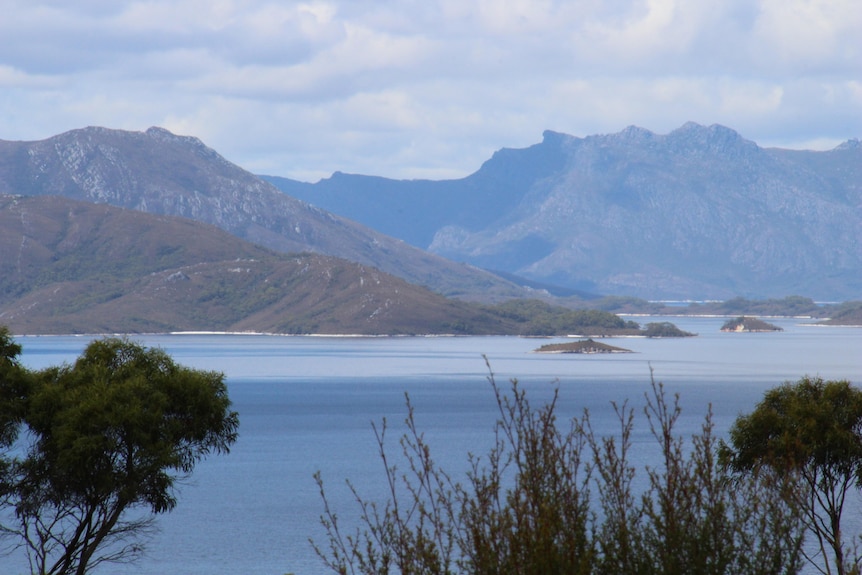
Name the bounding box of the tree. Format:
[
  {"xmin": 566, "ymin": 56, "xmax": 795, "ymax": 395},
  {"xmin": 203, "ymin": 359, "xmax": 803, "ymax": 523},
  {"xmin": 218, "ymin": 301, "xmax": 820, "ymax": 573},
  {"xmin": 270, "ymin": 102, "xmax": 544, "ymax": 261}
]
[
  {"xmin": 0, "ymin": 327, "xmax": 27, "ymax": 447},
  {"xmin": 0, "ymin": 326, "xmax": 29, "ymax": 522},
  {"xmin": 0, "ymin": 336, "xmax": 239, "ymax": 575},
  {"xmin": 721, "ymin": 376, "xmax": 862, "ymax": 575}
]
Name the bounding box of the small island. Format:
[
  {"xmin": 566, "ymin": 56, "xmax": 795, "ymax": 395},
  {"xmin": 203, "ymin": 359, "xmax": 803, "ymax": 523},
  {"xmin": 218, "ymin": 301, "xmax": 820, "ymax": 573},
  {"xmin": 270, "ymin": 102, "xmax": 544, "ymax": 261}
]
[
  {"xmin": 534, "ymin": 338, "xmax": 633, "ymax": 354},
  {"xmin": 720, "ymin": 316, "xmax": 783, "ymax": 332}
]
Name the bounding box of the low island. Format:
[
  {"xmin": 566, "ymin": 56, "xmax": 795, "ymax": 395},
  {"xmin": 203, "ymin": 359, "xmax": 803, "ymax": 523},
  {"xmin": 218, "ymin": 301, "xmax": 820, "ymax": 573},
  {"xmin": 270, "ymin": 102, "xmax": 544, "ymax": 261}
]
[
  {"xmin": 720, "ymin": 316, "xmax": 783, "ymax": 332},
  {"xmin": 534, "ymin": 338, "xmax": 633, "ymax": 354}
]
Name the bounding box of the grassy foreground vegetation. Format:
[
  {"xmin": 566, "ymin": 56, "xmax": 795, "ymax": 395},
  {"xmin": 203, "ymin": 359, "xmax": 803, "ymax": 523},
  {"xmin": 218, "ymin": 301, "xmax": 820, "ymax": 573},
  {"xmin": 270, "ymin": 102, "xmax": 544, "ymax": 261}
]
[{"xmin": 314, "ymin": 366, "xmax": 862, "ymax": 575}]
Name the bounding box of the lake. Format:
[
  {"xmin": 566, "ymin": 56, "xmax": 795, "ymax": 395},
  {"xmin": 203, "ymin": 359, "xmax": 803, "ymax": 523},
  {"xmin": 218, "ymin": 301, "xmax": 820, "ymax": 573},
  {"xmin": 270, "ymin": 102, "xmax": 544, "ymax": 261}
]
[{"xmin": 3, "ymin": 316, "xmax": 861, "ymax": 575}]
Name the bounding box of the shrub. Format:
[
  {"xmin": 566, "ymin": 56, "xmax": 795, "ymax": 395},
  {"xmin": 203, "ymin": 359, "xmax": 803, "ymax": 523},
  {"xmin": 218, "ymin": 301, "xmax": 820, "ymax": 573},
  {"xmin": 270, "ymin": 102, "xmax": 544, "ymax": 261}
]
[{"xmin": 312, "ymin": 364, "xmax": 804, "ymax": 575}]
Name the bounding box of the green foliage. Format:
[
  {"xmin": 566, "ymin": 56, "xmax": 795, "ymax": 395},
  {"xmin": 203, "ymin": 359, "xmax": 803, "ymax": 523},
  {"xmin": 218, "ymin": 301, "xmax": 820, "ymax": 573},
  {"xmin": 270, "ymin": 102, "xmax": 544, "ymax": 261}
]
[
  {"xmin": 461, "ymin": 382, "xmax": 594, "ymax": 574},
  {"xmin": 721, "ymin": 376, "xmax": 862, "ymax": 575},
  {"xmin": 629, "ymin": 384, "xmax": 802, "ymax": 575},
  {"xmin": 586, "ymin": 295, "xmax": 664, "ymax": 314},
  {"xmin": 313, "ymin": 367, "xmax": 804, "ymax": 575},
  {"xmin": 642, "ymin": 321, "xmax": 695, "ymax": 337},
  {"xmin": 487, "ymin": 299, "xmax": 643, "ymax": 336},
  {"xmin": 0, "ymin": 335, "xmax": 239, "ymax": 575},
  {"xmin": 0, "ymin": 327, "xmax": 28, "ymax": 453}
]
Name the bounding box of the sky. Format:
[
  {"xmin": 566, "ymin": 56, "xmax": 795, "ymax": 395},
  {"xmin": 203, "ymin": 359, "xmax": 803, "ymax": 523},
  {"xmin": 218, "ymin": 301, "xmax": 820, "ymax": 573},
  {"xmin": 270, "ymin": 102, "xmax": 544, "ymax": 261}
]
[{"xmin": 1, "ymin": 0, "xmax": 860, "ymax": 182}]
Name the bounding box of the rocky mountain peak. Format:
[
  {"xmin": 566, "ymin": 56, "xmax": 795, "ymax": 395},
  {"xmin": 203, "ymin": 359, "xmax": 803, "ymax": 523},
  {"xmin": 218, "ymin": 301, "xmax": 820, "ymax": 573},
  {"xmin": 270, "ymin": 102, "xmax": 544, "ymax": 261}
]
[
  {"xmin": 669, "ymin": 121, "xmax": 744, "ymax": 143},
  {"xmin": 835, "ymin": 138, "xmax": 861, "ymax": 151},
  {"xmin": 144, "ymin": 126, "xmax": 219, "ymax": 159},
  {"xmin": 663, "ymin": 121, "xmax": 758, "ymax": 159},
  {"xmin": 540, "ymin": 130, "xmax": 575, "ymax": 146},
  {"xmin": 618, "ymin": 125, "xmax": 657, "ymax": 142}
]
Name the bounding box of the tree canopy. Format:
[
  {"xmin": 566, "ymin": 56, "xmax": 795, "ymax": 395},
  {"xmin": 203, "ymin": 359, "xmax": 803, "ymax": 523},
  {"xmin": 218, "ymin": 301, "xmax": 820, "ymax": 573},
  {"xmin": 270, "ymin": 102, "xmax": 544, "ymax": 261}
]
[
  {"xmin": 721, "ymin": 376, "xmax": 862, "ymax": 575},
  {"xmin": 0, "ymin": 332, "xmax": 239, "ymax": 575}
]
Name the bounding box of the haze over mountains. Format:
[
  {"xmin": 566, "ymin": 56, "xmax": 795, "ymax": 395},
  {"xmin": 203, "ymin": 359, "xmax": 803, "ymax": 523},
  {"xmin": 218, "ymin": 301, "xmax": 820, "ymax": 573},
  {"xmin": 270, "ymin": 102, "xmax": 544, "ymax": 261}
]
[
  {"xmin": 265, "ymin": 123, "xmax": 861, "ymax": 301},
  {"xmin": 0, "ymin": 122, "xmax": 859, "ymax": 334}
]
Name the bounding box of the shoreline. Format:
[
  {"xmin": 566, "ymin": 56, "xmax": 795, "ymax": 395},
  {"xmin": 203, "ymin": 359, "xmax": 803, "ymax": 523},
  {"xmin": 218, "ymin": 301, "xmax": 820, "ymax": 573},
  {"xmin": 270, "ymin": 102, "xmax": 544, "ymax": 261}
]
[{"xmin": 10, "ymin": 315, "xmax": 860, "ymax": 339}]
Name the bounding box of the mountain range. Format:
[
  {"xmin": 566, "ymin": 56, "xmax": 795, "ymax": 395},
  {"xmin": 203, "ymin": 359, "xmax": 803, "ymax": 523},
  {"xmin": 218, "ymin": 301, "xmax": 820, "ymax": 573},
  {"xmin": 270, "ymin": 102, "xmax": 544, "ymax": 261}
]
[
  {"xmin": 0, "ymin": 126, "xmax": 527, "ymax": 302},
  {"xmin": 0, "ymin": 123, "xmax": 859, "ymax": 335},
  {"xmin": 264, "ymin": 123, "xmax": 862, "ymax": 300}
]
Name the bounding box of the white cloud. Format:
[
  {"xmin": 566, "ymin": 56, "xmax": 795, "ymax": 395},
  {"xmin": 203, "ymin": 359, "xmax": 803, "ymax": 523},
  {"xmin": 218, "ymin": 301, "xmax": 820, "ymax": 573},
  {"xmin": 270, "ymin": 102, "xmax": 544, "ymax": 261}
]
[
  {"xmin": 0, "ymin": 0, "xmax": 859, "ymax": 179},
  {"xmin": 0, "ymin": 65, "xmax": 57, "ymax": 89},
  {"xmin": 753, "ymin": 0, "xmax": 861, "ymax": 73}
]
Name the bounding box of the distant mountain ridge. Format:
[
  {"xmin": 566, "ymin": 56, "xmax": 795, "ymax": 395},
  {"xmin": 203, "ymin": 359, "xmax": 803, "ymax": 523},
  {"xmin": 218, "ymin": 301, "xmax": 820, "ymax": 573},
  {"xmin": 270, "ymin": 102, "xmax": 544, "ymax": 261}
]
[
  {"xmin": 2, "ymin": 123, "xmax": 858, "ymax": 301},
  {"xmin": 265, "ymin": 123, "xmax": 861, "ymax": 300},
  {"xmin": 0, "ymin": 126, "xmax": 528, "ymax": 301},
  {"xmin": 261, "ymin": 129, "xmax": 571, "ymax": 251}
]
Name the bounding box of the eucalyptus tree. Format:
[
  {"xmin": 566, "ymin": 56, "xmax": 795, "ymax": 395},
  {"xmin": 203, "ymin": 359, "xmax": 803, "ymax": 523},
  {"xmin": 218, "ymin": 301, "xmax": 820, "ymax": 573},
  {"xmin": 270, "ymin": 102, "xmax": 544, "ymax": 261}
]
[
  {"xmin": 0, "ymin": 334, "xmax": 239, "ymax": 575},
  {"xmin": 721, "ymin": 376, "xmax": 862, "ymax": 575},
  {"xmin": 0, "ymin": 326, "xmax": 26, "ymax": 446}
]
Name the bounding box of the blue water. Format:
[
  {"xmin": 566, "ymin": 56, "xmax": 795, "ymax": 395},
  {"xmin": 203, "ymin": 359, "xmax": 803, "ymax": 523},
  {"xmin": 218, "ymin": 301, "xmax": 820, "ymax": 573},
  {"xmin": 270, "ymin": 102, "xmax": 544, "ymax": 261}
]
[{"xmin": 3, "ymin": 316, "xmax": 861, "ymax": 575}]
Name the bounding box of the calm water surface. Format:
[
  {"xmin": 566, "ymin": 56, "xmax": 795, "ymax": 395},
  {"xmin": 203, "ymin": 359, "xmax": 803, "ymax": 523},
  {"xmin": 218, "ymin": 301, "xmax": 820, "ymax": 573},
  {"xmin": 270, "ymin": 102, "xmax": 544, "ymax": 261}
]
[{"xmin": 4, "ymin": 316, "xmax": 861, "ymax": 575}]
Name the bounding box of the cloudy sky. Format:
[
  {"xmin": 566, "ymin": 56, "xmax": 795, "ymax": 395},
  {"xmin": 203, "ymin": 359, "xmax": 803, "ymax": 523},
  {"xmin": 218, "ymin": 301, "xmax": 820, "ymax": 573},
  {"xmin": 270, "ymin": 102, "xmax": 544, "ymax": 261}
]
[{"xmin": 1, "ymin": 1, "xmax": 859, "ymax": 181}]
